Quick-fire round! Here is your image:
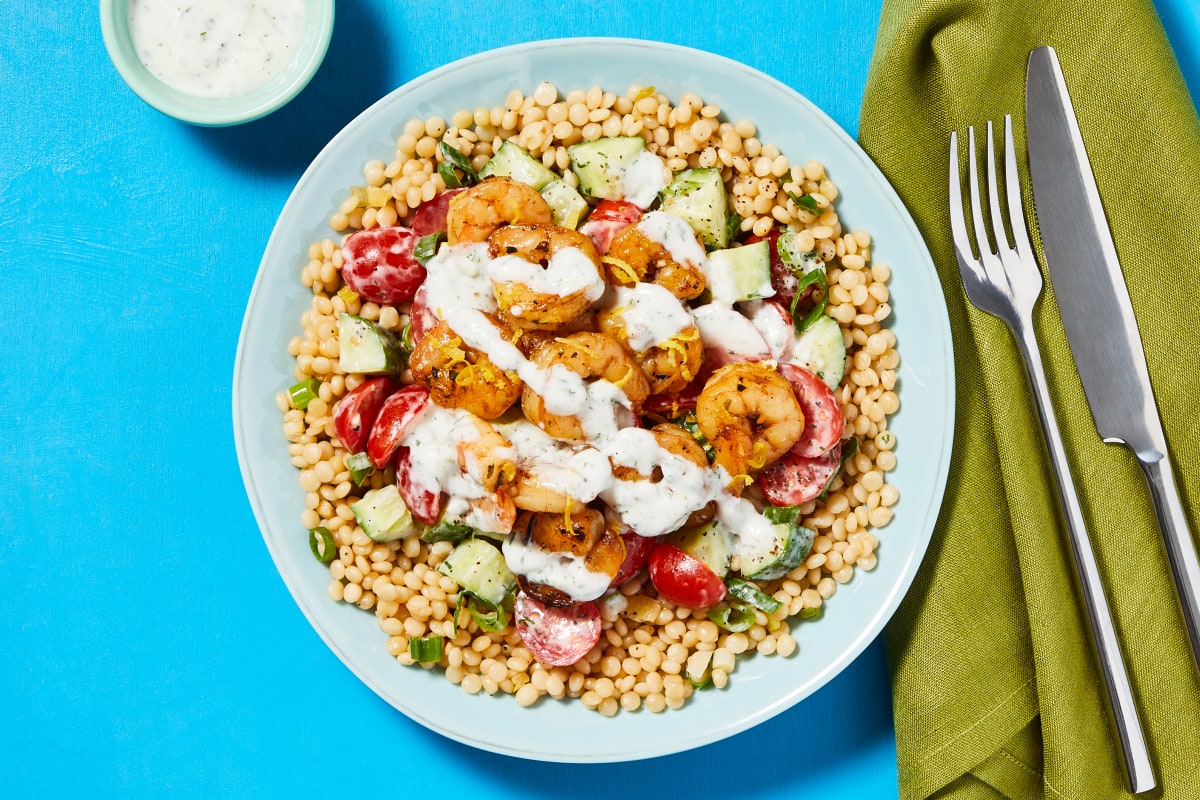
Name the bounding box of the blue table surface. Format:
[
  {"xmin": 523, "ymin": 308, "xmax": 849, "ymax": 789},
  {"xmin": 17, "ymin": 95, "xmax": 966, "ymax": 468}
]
[{"xmin": 2, "ymin": 2, "xmax": 1196, "ymax": 797}]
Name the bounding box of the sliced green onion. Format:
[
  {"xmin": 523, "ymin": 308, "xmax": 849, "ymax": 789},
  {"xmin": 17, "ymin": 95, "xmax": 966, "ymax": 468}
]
[
  {"xmin": 414, "ymin": 231, "xmax": 445, "ymax": 266},
  {"xmin": 344, "ymin": 451, "xmax": 374, "ymax": 486},
  {"xmin": 288, "ymin": 377, "xmax": 320, "ymax": 410},
  {"xmin": 725, "ymin": 577, "xmax": 784, "ymax": 615},
  {"xmin": 409, "ymin": 635, "xmax": 443, "ymax": 663},
  {"xmin": 336, "ymin": 285, "xmax": 359, "ymax": 305},
  {"xmin": 467, "ymin": 595, "xmax": 510, "ymax": 632},
  {"xmin": 437, "ymin": 141, "xmax": 478, "ymax": 189},
  {"xmin": 707, "ymin": 602, "xmax": 755, "ymax": 633},
  {"xmin": 399, "ymin": 321, "xmax": 415, "ymax": 352},
  {"xmin": 799, "ymin": 606, "xmax": 824, "ymax": 620},
  {"xmin": 308, "ymin": 526, "xmax": 337, "ymax": 564},
  {"xmin": 678, "ymin": 412, "xmax": 716, "ymax": 464}
]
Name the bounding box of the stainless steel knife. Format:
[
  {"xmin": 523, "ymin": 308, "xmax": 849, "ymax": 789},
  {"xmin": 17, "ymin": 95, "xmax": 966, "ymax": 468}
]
[{"xmin": 1026, "ymin": 46, "xmax": 1200, "ymax": 674}]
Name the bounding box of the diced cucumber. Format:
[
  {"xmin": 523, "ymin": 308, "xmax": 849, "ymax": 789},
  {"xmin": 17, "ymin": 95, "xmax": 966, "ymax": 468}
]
[
  {"xmin": 664, "ymin": 520, "xmax": 731, "ymax": 579},
  {"xmin": 788, "ymin": 314, "xmax": 846, "ymax": 390},
  {"xmin": 438, "ymin": 538, "xmax": 516, "ymax": 607},
  {"xmin": 707, "ymin": 239, "xmax": 773, "ymax": 305},
  {"xmin": 739, "ymin": 505, "xmax": 813, "ymax": 582},
  {"xmin": 479, "ymin": 140, "xmax": 559, "ymax": 190},
  {"xmin": 337, "ymin": 313, "xmax": 408, "ymax": 375},
  {"xmin": 567, "ymin": 136, "xmax": 648, "ymax": 200},
  {"xmin": 539, "ymin": 179, "xmax": 589, "ymax": 229},
  {"xmin": 658, "ymin": 167, "xmax": 729, "ymax": 249},
  {"xmin": 351, "ymin": 485, "xmax": 415, "ymax": 542}
]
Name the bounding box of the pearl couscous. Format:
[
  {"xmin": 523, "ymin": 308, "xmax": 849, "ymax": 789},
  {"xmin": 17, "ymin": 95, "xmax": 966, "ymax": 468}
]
[{"xmin": 276, "ymin": 82, "xmax": 900, "ymax": 716}]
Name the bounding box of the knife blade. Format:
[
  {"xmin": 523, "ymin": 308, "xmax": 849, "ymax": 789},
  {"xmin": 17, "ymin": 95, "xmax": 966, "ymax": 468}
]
[{"xmin": 1025, "ymin": 46, "xmax": 1200, "ymax": 673}]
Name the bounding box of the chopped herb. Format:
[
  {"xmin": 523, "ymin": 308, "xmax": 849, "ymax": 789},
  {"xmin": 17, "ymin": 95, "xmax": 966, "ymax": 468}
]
[
  {"xmin": 414, "ymin": 231, "xmax": 445, "ymax": 266},
  {"xmin": 437, "ymin": 141, "xmax": 478, "ymax": 189}
]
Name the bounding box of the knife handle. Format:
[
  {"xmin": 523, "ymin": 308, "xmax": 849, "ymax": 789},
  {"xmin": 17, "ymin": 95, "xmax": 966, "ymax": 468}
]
[
  {"xmin": 1016, "ymin": 323, "xmax": 1157, "ymax": 794},
  {"xmin": 1138, "ymin": 453, "xmax": 1200, "ymax": 669}
]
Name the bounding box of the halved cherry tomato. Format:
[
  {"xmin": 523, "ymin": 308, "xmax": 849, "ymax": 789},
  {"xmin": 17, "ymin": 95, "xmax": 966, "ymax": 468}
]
[
  {"xmin": 579, "ymin": 199, "xmax": 641, "ymax": 255},
  {"xmin": 410, "ymin": 188, "xmax": 464, "ymax": 237},
  {"xmin": 514, "ymin": 592, "xmax": 602, "ymax": 667},
  {"xmin": 610, "ymin": 532, "xmax": 655, "ymax": 588},
  {"xmin": 744, "ymin": 300, "xmax": 796, "ymax": 362},
  {"xmin": 408, "ymin": 283, "xmax": 437, "ymax": 346},
  {"xmin": 341, "ymin": 226, "xmax": 424, "ymax": 305},
  {"xmin": 647, "ymin": 542, "xmax": 727, "ymax": 609},
  {"xmin": 395, "ymin": 446, "xmax": 441, "ymax": 525},
  {"xmin": 760, "ymin": 441, "xmax": 842, "ymax": 506},
  {"xmin": 331, "ymin": 376, "xmax": 396, "ymax": 453},
  {"xmin": 691, "ymin": 303, "xmax": 772, "ymax": 367},
  {"xmin": 779, "ymin": 362, "xmax": 845, "ymax": 458},
  {"xmin": 366, "ymin": 385, "xmax": 431, "ymax": 469}
]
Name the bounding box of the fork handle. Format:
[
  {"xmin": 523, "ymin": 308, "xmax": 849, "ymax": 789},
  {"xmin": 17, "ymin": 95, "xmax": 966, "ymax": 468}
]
[{"xmin": 1016, "ymin": 322, "xmax": 1157, "ymax": 794}]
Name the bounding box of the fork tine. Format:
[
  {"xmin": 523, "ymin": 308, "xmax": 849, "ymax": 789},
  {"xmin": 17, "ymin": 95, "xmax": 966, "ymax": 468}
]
[
  {"xmin": 948, "ymin": 130, "xmax": 973, "ymax": 259},
  {"xmin": 985, "ymin": 120, "xmax": 1010, "ymax": 253},
  {"xmin": 966, "ymin": 126, "xmax": 994, "ymax": 261},
  {"xmin": 1002, "ymin": 115, "xmax": 1036, "ymax": 262}
]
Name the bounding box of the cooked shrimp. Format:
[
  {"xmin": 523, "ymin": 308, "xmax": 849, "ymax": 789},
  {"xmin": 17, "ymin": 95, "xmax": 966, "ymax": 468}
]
[
  {"xmin": 408, "ymin": 316, "xmax": 523, "ymax": 420},
  {"xmin": 598, "ymin": 310, "xmax": 703, "ymax": 396},
  {"xmin": 520, "ymin": 331, "xmax": 650, "ymax": 441},
  {"xmin": 610, "ymin": 422, "xmax": 708, "ymax": 482},
  {"xmin": 456, "ymin": 416, "xmax": 517, "ymax": 492},
  {"xmin": 695, "ymin": 362, "xmax": 804, "ymax": 484},
  {"xmin": 512, "ymin": 508, "xmax": 626, "ymax": 606},
  {"xmin": 445, "ymin": 176, "xmax": 554, "ymax": 244},
  {"xmin": 486, "ymin": 223, "xmax": 606, "ymax": 330},
  {"xmin": 604, "ymin": 423, "xmax": 716, "ymax": 535},
  {"xmin": 604, "ymin": 221, "xmax": 706, "ymax": 300}
]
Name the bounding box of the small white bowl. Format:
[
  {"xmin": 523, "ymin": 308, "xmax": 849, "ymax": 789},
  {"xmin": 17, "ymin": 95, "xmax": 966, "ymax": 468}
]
[{"xmin": 100, "ymin": 0, "xmax": 335, "ymax": 126}]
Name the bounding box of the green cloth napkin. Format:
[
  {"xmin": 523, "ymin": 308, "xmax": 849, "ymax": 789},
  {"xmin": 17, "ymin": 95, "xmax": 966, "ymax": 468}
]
[{"xmin": 859, "ymin": 1, "xmax": 1200, "ymax": 798}]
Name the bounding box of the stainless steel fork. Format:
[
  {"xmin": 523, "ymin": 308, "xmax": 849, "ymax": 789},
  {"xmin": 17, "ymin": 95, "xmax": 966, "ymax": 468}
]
[{"xmin": 949, "ymin": 116, "xmax": 1156, "ymax": 794}]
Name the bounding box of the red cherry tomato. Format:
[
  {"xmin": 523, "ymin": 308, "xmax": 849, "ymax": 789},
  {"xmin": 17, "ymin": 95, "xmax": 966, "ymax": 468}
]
[
  {"xmin": 647, "ymin": 542, "xmax": 727, "ymax": 609},
  {"xmin": 366, "ymin": 385, "xmax": 431, "ymax": 469},
  {"xmin": 579, "ymin": 199, "xmax": 642, "ymax": 255},
  {"xmin": 610, "ymin": 532, "xmax": 655, "ymax": 588},
  {"xmin": 331, "ymin": 376, "xmax": 396, "ymax": 453},
  {"xmin": 514, "ymin": 592, "xmax": 602, "ymax": 667},
  {"xmin": 410, "ymin": 188, "xmax": 464, "ymax": 237},
  {"xmin": 408, "ymin": 283, "xmax": 437, "ymax": 346},
  {"xmin": 341, "ymin": 226, "xmax": 424, "ymax": 305},
  {"xmin": 760, "ymin": 442, "xmax": 842, "ymax": 507},
  {"xmin": 779, "ymin": 362, "xmax": 845, "ymax": 458},
  {"xmin": 395, "ymin": 446, "xmax": 441, "ymax": 524}
]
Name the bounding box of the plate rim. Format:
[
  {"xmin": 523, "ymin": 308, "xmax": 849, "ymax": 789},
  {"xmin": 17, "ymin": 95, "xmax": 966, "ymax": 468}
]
[{"xmin": 233, "ymin": 36, "xmax": 955, "ymax": 763}]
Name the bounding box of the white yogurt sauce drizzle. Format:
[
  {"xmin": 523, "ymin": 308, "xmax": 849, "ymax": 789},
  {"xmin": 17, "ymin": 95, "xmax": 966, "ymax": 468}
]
[
  {"xmin": 606, "ymin": 283, "xmax": 692, "ymax": 353},
  {"xmin": 128, "ymin": 0, "xmax": 308, "ymax": 99},
  {"xmin": 408, "ymin": 231, "xmax": 776, "ymax": 600}
]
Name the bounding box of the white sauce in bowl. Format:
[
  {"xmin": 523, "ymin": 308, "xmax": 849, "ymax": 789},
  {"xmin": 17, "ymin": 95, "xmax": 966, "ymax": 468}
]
[{"xmin": 127, "ymin": 0, "xmax": 307, "ymax": 99}]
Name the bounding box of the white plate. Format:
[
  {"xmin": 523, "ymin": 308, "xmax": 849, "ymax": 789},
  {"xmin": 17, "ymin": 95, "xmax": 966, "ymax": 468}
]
[{"xmin": 233, "ymin": 37, "xmax": 954, "ymax": 763}]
